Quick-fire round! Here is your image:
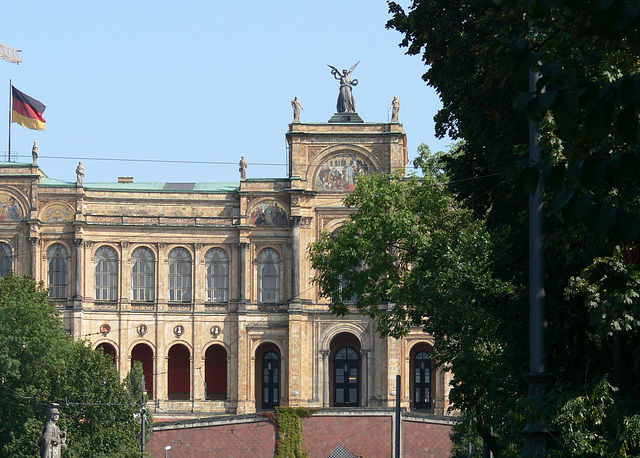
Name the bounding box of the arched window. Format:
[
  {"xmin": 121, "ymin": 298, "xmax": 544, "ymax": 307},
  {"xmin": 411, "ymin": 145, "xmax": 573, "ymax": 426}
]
[
  {"xmin": 332, "ymin": 229, "xmax": 358, "ymax": 303},
  {"xmin": 258, "ymin": 248, "xmax": 280, "ymax": 303},
  {"xmin": 47, "ymin": 244, "xmax": 68, "ymax": 299},
  {"xmin": 413, "ymin": 351, "xmax": 432, "ymax": 410},
  {"xmin": 96, "ymin": 342, "xmax": 117, "ymax": 365},
  {"xmin": 205, "ymin": 345, "xmax": 227, "ymax": 400},
  {"xmin": 131, "ymin": 247, "xmax": 154, "ymax": 302},
  {"xmin": 95, "ymin": 246, "xmax": 118, "ymax": 301},
  {"xmin": 0, "ymin": 243, "xmax": 12, "ymax": 277},
  {"xmin": 334, "ymin": 347, "xmax": 360, "ymax": 406},
  {"xmin": 261, "ymin": 351, "xmax": 280, "ymax": 409},
  {"xmin": 132, "ymin": 343, "xmax": 154, "ymax": 398},
  {"xmin": 169, "ymin": 248, "xmax": 192, "ymax": 302},
  {"xmin": 168, "ymin": 344, "xmax": 190, "ymax": 400},
  {"xmin": 205, "ymin": 249, "xmax": 228, "ymax": 303}
]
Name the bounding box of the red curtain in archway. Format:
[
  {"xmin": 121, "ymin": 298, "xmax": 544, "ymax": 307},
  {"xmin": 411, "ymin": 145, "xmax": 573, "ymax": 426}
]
[
  {"xmin": 131, "ymin": 343, "xmax": 154, "ymax": 398},
  {"xmin": 168, "ymin": 344, "xmax": 190, "ymax": 400},
  {"xmin": 205, "ymin": 345, "xmax": 227, "ymax": 400}
]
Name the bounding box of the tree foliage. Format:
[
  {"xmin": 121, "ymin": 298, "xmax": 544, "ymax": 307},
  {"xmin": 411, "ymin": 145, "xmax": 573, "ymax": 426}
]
[
  {"xmin": 309, "ymin": 147, "xmax": 525, "ymax": 453},
  {"xmin": 0, "ymin": 273, "xmax": 146, "ymax": 457},
  {"xmin": 383, "ymin": 0, "xmax": 640, "ymax": 455}
]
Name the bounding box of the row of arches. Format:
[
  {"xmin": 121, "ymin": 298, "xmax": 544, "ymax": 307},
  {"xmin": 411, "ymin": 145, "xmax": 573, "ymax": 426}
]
[
  {"xmin": 97, "ymin": 342, "xmax": 228, "ymax": 401},
  {"xmin": 96, "ymin": 334, "xmax": 435, "ymax": 411},
  {"xmin": 43, "ymin": 243, "xmax": 282, "ymax": 304}
]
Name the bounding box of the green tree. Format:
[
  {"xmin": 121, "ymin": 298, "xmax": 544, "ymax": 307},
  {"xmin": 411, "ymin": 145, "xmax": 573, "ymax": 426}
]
[
  {"xmin": 386, "ymin": 0, "xmax": 640, "ymax": 454},
  {"xmin": 309, "ymin": 147, "xmax": 524, "ymax": 454},
  {"xmin": 0, "ymin": 273, "xmax": 147, "ymax": 457}
]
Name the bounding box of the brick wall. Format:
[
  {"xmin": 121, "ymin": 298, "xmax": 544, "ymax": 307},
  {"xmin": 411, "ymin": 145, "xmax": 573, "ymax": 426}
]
[
  {"xmin": 402, "ymin": 419, "xmax": 453, "ymax": 457},
  {"xmin": 147, "ymin": 411, "xmax": 453, "ymax": 457},
  {"xmin": 147, "ymin": 417, "xmax": 275, "ymax": 457},
  {"xmin": 303, "ymin": 415, "xmax": 392, "ymax": 457}
]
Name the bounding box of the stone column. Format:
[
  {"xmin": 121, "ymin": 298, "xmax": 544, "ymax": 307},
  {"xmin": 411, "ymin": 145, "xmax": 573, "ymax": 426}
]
[
  {"xmin": 289, "ymin": 216, "xmax": 302, "ymax": 310},
  {"xmin": 73, "ymin": 239, "xmax": 83, "ymax": 301},
  {"xmin": 29, "ymin": 237, "xmax": 38, "ymax": 279},
  {"xmin": 193, "ymin": 243, "xmax": 203, "ymax": 306},
  {"xmin": 120, "ymin": 241, "xmax": 130, "ymax": 304},
  {"xmin": 321, "ymin": 350, "xmax": 330, "ymax": 407},
  {"xmin": 237, "ymin": 242, "xmax": 249, "ymax": 311},
  {"xmin": 361, "ymin": 349, "xmax": 369, "ymax": 407}
]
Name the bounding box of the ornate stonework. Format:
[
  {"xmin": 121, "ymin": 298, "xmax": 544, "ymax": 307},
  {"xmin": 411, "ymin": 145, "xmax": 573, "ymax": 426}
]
[{"xmin": 0, "ymin": 117, "xmax": 449, "ymax": 418}]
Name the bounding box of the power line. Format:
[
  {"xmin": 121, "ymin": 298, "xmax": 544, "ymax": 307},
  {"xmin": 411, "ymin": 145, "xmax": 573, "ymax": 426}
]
[
  {"xmin": 40, "ymin": 155, "xmax": 284, "ymax": 167},
  {"xmin": 37, "ymin": 154, "xmax": 426, "ymax": 170}
]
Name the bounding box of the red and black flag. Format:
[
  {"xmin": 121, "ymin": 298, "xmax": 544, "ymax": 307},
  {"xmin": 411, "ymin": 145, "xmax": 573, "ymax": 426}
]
[{"xmin": 11, "ymin": 86, "xmax": 46, "ymax": 131}]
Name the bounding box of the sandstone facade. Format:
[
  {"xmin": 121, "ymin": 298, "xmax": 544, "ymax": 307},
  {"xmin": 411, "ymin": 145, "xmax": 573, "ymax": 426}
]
[{"xmin": 0, "ymin": 120, "xmax": 452, "ymax": 418}]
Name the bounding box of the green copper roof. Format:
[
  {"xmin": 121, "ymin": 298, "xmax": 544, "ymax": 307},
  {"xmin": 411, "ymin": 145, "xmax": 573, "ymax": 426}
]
[
  {"xmin": 40, "ymin": 177, "xmax": 74, "ymax": 186},
  {"xmin": 86, "ymin": 182, "xmax": 239, "ymax": 192}
]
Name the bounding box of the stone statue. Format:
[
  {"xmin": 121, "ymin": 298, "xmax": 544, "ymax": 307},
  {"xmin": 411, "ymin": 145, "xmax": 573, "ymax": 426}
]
[
  {"xmin": 328, "ymin": 62, "xmax": 359, "ymax": 113},
  {"xmin": 32, "ymin": 141, "xmax": 39, "ymax": 165},
  {"xmin": 239, "ymin": 156, "xmax": 247, "ymax": 180},
  {"xmin": 76, "ymin": 161, "xmax": 84, "ymax": 186},
  {"xmin": 291, "ymin": 96, "xmax": 303, "ymax": 122},
  {"xmin": 390, "ymin": 96, "xmax": 400, "ymax": 122},
  {"xmin": 39, "ymin": 403, "xmax": 67, "ymax": 458}
]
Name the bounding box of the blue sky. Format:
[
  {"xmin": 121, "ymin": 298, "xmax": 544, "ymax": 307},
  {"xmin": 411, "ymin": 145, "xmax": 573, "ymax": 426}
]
[{"xmin": 2, "ymin": 1, "xmax": 449, "ymax": 184}]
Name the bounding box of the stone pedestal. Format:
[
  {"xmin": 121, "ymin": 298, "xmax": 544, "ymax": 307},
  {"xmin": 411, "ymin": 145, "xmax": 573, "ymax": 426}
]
[{"xmin": 328, "ymin": 112, "xmax": 364, "ymax": 123}]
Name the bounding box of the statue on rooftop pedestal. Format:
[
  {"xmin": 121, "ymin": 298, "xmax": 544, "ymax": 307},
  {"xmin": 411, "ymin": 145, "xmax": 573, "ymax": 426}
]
[
  {"xmin": 32, "ymin": 141, "xmax": 39, "ymax": 165},
  {"xmin": 39, "ymin": 403, "xmax": 67, "ymax": 458},
  {"xmin": 328, "ymin": 62, "xmax": 359, "ymax": 114},
  {"xmin": 239, "ymin": 156, "xmax": 247, "ymax": 180},
  {"xmin": 291, "ymin": 96, "xmax": 303, "ymax": 122},
  {"xmin": 390, "ymin": 96, "xmax": 401, "ymax": 122},
  {"xmin": 76, "ymin": 161, "xmax": 84, "ymax": 187}
]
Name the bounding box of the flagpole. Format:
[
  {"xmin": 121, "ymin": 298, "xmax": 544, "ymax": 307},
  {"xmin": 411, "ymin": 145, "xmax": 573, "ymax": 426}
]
[{"xmin": 8, "ymin": 80, "xmax": 12, "ymax": 162}]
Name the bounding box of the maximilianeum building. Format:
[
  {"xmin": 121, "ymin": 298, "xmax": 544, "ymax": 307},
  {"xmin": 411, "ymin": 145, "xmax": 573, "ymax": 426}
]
[{"xmin": 0, "ymin": 112, "xmax": 452, "ymax": 418}]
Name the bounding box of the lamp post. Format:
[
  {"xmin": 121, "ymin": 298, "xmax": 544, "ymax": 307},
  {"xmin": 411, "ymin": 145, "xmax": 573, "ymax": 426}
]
[
  {"xmin": 521, "ymin": 69, "xmax": 549, "ymax": 457},
  {"xmin": 164, "ymin": 445, "xmax": 171, "ymax": 457}
]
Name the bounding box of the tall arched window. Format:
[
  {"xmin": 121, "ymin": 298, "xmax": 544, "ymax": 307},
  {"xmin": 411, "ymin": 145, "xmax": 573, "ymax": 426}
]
[
  {"xmin": 169, "ymin": 247, "xmax": 192, "ymax": 302},
  {"xmin": 205, "ymin": 248, "xmax": 228, "ymax": 302},
  {"xmin": 47, "ymin": 244, "xmax": 68, "ymax": 299},
  {"xmin": 258, "ymin": 248, "xmax": 280, "ymax": 303},
  {"xmin": 334, "ymin": 347, "xmax": 360, "ymax": 406},
  {"xmin": 95, "ymin": 246, "xmax": 118, "ymax": 301},
  {"xmin": 0, "ymin": 243, "xmax": 12, "ymax": 277},
  {"xmin": 168, "ymin": 344, "xmax": 191, "ymax": 400},
  {"xmin": 205, "ymin": 345, "xmax": 227, "ymax": 400},
  {"xmin": 413, "ymin": 351, "xmax": 432, "ymax": 410},
  {"xmin": 132, "ymin": 343, "xmax": 154, "ymax": 398},
  {"xmin": 332, "ymin": 229, "xmax": 358, "ymax": 303},
  {"xmin": 96, "ymin": 342, "xmax": 117, "ymax": 365},
  {"xmin": 131, "ymin": 247, "xmax": 154, "ymax": 302},
  {"xmin": 261, "ymin": 351, "xmax": 280, "ymax": 409}
]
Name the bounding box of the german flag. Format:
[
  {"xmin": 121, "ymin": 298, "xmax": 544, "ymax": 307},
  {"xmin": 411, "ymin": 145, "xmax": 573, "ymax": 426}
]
[{"xmin": 11, "ymin": 86, "xmax": 46, "ymax": 131}]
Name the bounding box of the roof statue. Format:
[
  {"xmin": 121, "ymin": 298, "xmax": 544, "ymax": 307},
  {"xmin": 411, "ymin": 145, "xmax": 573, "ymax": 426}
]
[
  {"xmin": 32, "ymin": 141, "xmax": 39, "ymax": 165},
  {"xmin": 76, "ymin": 161, "xmax": 84, "ymax": 187},
  {"xmin": 328, "ymin": 61, "xmax": 359, "ymax": 114},
  {"xmin": 390, "ymin": 96, "xmax": 400, "ymax": 122},
  {"xmin": 239, "ymin": 156, "xmax": 247, "ymax": 180},
  {"xmin": 291, "ymin": 96, "xmax": 303, "ymax": 122}
]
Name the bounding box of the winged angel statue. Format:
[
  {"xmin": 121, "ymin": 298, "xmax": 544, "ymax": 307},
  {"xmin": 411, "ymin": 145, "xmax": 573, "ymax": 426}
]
[{"xmin": 328, "ymin": 61, "xmax": 359, "ymax": 113}]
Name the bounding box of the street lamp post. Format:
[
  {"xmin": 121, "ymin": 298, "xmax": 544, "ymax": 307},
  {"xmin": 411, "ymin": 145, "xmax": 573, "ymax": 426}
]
[
  {"xmin": 521, "ymin": 69, "xmax": 550, "ymax": 457},
  {"xmin": 165, "ymin": 445, "xmax": 171, "ymax": 458}
]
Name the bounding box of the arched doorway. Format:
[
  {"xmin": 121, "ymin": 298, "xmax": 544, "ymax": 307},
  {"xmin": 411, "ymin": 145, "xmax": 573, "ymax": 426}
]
[
  {"xmin": 131, "ymin": 343, "xmax": 154, "ymax": 398},
  {"xmin": 96, "ymin": 342, "xmax": 117, "ymax": 365},
  {"xmin": 330, "ymin": 333, "xmax": 361, "ymax": 407},
  {"xmin": 168, "ymin": 344, "xmax": 190, "ymax": 400},
  {"xmin": 255, "ymin": 343, "xmax": 281, "ymax": 410},
  {"xmin": 205, "ymin": 345, "xmax": 227, "ymax": 400},
  {"xmin": 410, "ymin": 344, "xmax": 434, "ymax": 410}
]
